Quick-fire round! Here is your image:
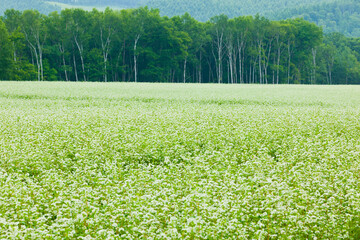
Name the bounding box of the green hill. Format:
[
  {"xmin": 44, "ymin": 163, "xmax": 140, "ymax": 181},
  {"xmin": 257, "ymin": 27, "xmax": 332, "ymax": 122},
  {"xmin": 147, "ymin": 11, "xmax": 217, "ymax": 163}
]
[
  {"xmin": 145, "ymin": 0, "xmax": 332, "ymax": 21},
  {"xmin": 272, "ymin": 0, "xmax": 360, "ymax": 37},
  {"xmin": 0, "ymin": 0, "xmax": 142, "ymax": 15},
  {"xmin": 0, "ymin": 0, "xmax": 59, "ymax": 15},
  {"xmin": 48, "ymin": 0, "xmax": 146, "ymax": 8}
]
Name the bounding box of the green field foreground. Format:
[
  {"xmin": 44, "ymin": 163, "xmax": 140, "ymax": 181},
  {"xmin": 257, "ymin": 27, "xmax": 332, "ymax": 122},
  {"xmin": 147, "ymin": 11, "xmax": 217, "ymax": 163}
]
[{"xmin": 0, "ymin": 82, "xmax": 360, "ymax": 239}]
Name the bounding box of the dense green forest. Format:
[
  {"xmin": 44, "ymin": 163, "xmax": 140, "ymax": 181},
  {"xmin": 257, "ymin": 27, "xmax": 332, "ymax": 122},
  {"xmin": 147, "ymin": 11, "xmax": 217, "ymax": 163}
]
[
  {"xmin": 1, "ymin": 0, "xmax": 360, "ymax": 37},
  {"xmin": 274, "ymin": 0, "xmax": 360, "ymax": 37},
  {"xmin": 145, "ymin": 0, "xmax": 330, "ymax": 21},
  {"xmin": 145, "ymin": 0, "xmax": 360, "ymax": 37},
  {"xmin": 0, "ymin": 8, "xmax": 359, "ymax": 84}
]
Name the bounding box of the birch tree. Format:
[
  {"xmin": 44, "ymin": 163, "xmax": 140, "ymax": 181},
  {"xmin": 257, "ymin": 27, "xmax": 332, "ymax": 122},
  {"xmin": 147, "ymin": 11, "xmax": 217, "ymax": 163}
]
[
  {"xmin": 97, "ymin": 8, "xmax": 116, "ymax": 82},
  {"xmin": 72, "ymin": 9, "xmax": 90, "ymax": 82},
  {"xmin": 210, "ymin": 15, "xmax": 228, "ymax": 83},
  {"xmin": 234, "ymin": 16, "xmax": 251, "ymax": 84},
  {"xmin": 22, "ymin": 10, "xmax": 46, "ymax": 81},
  {"xmin": 130, "ymin": 8, "xmax": 147, "ymax": 83}
]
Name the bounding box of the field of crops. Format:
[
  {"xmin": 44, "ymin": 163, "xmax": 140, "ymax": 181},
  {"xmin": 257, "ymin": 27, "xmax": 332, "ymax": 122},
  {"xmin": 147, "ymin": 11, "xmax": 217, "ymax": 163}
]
[{"xmin": 0, "ymin": 82, "xmax": 360, "ymax": 239}]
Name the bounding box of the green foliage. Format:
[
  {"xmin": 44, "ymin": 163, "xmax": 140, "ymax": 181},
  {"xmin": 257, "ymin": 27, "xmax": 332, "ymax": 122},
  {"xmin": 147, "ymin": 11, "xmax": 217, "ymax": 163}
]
[
  {"xmin": 273, "ymin": 0, "xmax": 360, "ymax": 37},
  {"xmin": 2, "ymin": 0, "xmax": 360, "ymax": 37},
  {"xmin": 0, "ymin": 19, "xmax": 13, "ymax": 80},
  {"xmin": 0, "ymin": 8, "xmax": 359, "ymax": 84},
  {"xmin": 0, "ymin": 83, "xmax": 360, "ymax": 238},
  {"xmin": 2, "ymin": 9, "xmax": 38, "ymax": 80},
  {"xmin": 316, "ymin": 33, "xmax": 360, "ymax": 84},
  {"xmin": 145, "ymin": 0, "xmax": 332, "ymax": 21},
  {"xmin": 144, "ymin": 0, "xmax": 360, "ymax": 38}
]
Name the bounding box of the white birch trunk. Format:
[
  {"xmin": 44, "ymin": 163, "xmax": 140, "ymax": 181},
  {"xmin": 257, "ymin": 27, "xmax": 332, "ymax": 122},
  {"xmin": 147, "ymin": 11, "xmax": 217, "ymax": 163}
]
[
  {"xmin": 287, "ymin": 39, "xmax": 292, "ymax": 84},
  {"xmin": 263, "ymin": 38, "xmax": 273, "ymax": 84},
  {"xmin": 312, "ymin": 48, "xmax": 317, "ymax": 84},
  {"xmin": 276, "ymin": 35, "xmax": 281, "ymax": 84},
  {"xmin": 212, "ymin": 28, "xmax": 224, "ymax": 84},
  {"xmin": 134, "ymin": 34, "xmax": 141, "ymax": 83},
  {"xmin": 258, "ymin": 40, "xmax": 262, "ymax": 84},
  {"xmin": 24, "ymin": 32, "xmax": 40, "ymax": 81},
  {"xmin": 100, "ymin": 27, "xmax": 113, "ymax": 82},
  {"xmin": 74, "ymin": 35, "xmax": 86, "ymax": 82},
  {"xmin": 183, "ymin": 57, "xmax": 187, "ymax": 83},
  {"xmin": 59, "ymin": 43, "xmax": 69, "ymax": 81},
  {"xmin": 73, "ymin": 54, "xmax": 79, "ymax": 82}
]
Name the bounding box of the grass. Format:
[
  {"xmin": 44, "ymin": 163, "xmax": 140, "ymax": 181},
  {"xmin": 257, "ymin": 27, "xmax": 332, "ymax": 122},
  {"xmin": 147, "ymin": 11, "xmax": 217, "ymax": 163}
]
[{"xmin": 0, "ymin": 82, "xmax": 359, "ymax": 239}]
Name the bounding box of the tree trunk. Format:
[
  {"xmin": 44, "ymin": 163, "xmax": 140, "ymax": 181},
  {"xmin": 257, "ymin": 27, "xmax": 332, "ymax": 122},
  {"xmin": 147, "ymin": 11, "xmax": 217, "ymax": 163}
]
[
  {"xmin": 263, "ymin": 38, "xmax": 273, "ymax": 84},
  {"xmin": 74, "ymin": 35, "xmax": 86, "ymax": 82},
  {"xmin": 249, "ymin": 63, "xmax": 252, "ymax": 84},
  {"xmin": 311, "ymin": 48, "xmax": 317, "ymax": 84},
  {"xmin": 253, "ymin": 57, "xmax": 257, "ymax": 83},
  {"xmin": 59, "ymin": 43, "xmax": 69, "ymax": 81},
  {"xmin": 328, "ymin": 58, "xmax": 334, "ymax": 85},
  {"xmin": 287, "ymin": 40, "xmax": 291, "ymax": 84},
  {"xmin": 242, "ymin": 47, "xmax": 246, "ymax": 83},
  {"xmin": 134, "ymin": 34, "xmax": 140, "ymax": 83},
  {"xmin": 198, "ymin": 52, "xmax": 202, "ymax": 83},
  {"xmin": 122, "ymin": 40, "xmax": 126, "ymax": 82},
  {"xmin": 258, "ymin": 40, "xmax": 262, "ymax": 84},
  {"xmin": 13, "ymin": 42, "xmax": 17, "ymax": 62},
  {"xmin": 226, "ymin": 35, "xmax": 235, "ymax": 84},
  {"xmin": 73, "ymin": 53, "xmax": 78, "ymax": 82},
  {"xmin": 37, "ymin": 38, "xmax": 44, "ymax": 81},
  {"xmin": 212, "ymin": 29, "xmax": 224, "ymax": 84},
  {"xmin": 100, "ymin": 27, "xmax": 113, "ymax": 82},
  {"xmin": 183, "ymin": 57, "xmax": 187, "ymax": 83},
  {"xmin": 237, "ymin": 33, "xmax": 247, "ymax": 84},
  {"xmin": 276, "ymin": 37, "xmax": 281, "ymax": 84},
  {"xmin": 228, "ymin": 43, "xmax": 234, "ymax": 84},
  {"xmin": 233, "ymin": 48, "xmax": 238, "ymax": 84},
  {"xmin": 24, "ymin": 31, "xmax": 41, "ymax": 81}
]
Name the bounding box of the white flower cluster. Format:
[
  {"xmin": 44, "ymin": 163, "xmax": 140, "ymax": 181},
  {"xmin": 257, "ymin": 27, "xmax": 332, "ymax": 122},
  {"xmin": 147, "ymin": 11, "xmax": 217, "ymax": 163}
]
[{"xmin": 0, "ymin": 83, "xmax": 359, "ymax": 239}]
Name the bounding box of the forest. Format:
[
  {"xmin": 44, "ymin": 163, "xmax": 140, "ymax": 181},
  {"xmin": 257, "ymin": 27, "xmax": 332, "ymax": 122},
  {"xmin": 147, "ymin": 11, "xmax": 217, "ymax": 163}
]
[
  {"xmin": 274, "ymin": 0, "xmax": 360, "ymax": 37},
  {"xmin": 0, "ymin": 7, "xmax": 359, "ymax": 84},
  {"xmin": 1, "ymin": 0, "xmax": 360, "ymax": 37},
  {"xmin": 144, "ymin": 0, "xmax": 360, "ymax": 37},
  {"xmin": 146, "ymin": 0, "xmax": 331, "ymax": 21}
]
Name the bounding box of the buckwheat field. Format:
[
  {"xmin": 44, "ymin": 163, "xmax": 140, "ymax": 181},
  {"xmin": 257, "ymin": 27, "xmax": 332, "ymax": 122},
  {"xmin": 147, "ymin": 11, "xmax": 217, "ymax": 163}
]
[{"xmin": 0, "ymin": 82, "xmax": 360, "ymax": 239}]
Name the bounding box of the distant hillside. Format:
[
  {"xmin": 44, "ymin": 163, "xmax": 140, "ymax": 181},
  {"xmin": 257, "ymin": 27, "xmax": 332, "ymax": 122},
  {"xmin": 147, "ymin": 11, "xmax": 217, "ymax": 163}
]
[
  {"xmin": 273, "ymin": 0, "xmax": 360, "ymax": 37},
  {"xmin": 145, "ymin": 0, "xmax": 334, "ymax": 21},
  {"xmin": 0, "ymin": 0, "xmax": 59, "ymax": 15},
  {"xmin": 0, "ymin": 0, "xmax": 142, "ymax": 15},
  {"xmin": 2, "ymin": 0, "xmax": 332, "ymax": 18},
  {"xmin": 50, "ymin": 0, "xmax": 146, "ymax": 8}
]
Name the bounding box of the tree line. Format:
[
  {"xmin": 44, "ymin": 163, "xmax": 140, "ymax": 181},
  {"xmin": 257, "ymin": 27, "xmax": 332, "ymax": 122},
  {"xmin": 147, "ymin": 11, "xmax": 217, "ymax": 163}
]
[{"xmin": 0, "ymin": 7, "xmax": 359, "ymax": 84}]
